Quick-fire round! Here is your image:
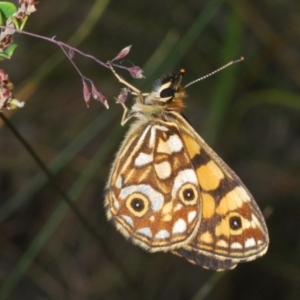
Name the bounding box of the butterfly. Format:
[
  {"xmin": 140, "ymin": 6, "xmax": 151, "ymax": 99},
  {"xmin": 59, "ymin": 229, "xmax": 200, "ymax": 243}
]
[{"xmin": 104, "ymin": 63, "xmax": 269, "ymax": 271}]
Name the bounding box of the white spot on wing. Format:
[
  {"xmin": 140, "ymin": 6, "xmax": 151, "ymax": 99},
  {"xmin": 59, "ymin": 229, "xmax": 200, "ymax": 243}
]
[
  {"xmin": 157, "ymin": 134, "xmax": 183, "ymax": 154},
  {"xmin": 115, "ymin": 175, "xmax": 122, "ymax": 189},
  {"xmin": 231, "ymin": 242, "xmax": 243, "ymax": 249},
  {"xmin": 172, "ymin": 169, "xmax": 198, "ymax": 198},
  {"xmin": 119, "ymin": 184, "xmax": 164, "ymax": 212},
  {"xmin": 172, "ymin": 219, "xmax": 187, "ymax": 234},
  {"xmin": 245, "ymin": 238, "xmax": 256, "ymax": 248},
  {"xmin": 154, "ymin": 125, "xmax": 168, "ymax": 131},
  {"xmin": 154, "ymin": 161, "xmax": 171, "ymax": 179},
  {"xmin": 135, "ymin": 152, "xmax": 153, "ymax": 166},
  {"xmin": 137, "ymin": 227, "xmax": 152, "ymax": 238},
  {"xmin": 151, "ymin": 196, "xmax": 164, "ymax": 211},
  {"xmin": 155, "ymin": 229, "xmax": 170, "ymax": 239},
  {"xmin": 121, "ymin": 215, "xmax": 133, "ymax": 227},
  {"xmin": 168, "ymin": 134, "xmax": 183, "ymax": 152},
  {"xmin": 188, "ymin": 211, "xmax": 197, "ymax": 223}
]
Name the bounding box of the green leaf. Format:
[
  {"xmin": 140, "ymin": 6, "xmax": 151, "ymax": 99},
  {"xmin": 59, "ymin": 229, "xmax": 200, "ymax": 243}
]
[
  {"xmin": 0, "ymin": 43, "xmax": 17, "ymax": 59},
  {"xmin": 0, "ymin": 2, "xmax": 17, "ymax": 19}
]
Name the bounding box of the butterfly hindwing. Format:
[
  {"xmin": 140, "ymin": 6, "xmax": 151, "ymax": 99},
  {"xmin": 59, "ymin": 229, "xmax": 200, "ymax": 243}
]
[
  {"xmin": 105, "ymin": 119, "xmax": 202, "ymax": 252},
  {"xmin": 171, "ymin": 114, "xmax": 269, "ymax": 270}
]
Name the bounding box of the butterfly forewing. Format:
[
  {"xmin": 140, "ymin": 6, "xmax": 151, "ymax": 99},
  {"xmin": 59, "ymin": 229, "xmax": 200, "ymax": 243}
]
[{"xmin": 105, "ymin": 119, "xmax": 202, "ymax": 252}]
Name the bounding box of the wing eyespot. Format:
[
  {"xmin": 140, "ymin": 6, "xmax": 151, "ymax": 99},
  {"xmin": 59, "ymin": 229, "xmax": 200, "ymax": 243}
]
[
  {"xmin": 126, "ymin": 193, "xmax": 149, "ymax": 217},
  {"xmin": 178, "ymin": 183, "xmax": 198, "ymax": 205},
  {"xmin": 229, "ymin": 216, "xmax": 242, "ymax": 230}
]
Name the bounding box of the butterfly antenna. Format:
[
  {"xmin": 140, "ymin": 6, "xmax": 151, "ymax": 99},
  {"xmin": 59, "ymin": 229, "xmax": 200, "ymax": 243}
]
[
  {"xmin": 175, "ymin": 69, "xmax": 185, "ymax": 89},
  {"xmin": 184, "ymin": 57, "xmax": 244, "ymax": 89}
]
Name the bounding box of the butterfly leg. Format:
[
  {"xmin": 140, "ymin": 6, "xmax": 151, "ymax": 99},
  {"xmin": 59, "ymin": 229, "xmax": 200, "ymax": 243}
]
[
  {"xmin": 112, "ymin": 97, "xmax": 137, "ymax": 125},
  {"xmin": 107, "ymin": 62, "xmax": 144, "ymax": 103}
]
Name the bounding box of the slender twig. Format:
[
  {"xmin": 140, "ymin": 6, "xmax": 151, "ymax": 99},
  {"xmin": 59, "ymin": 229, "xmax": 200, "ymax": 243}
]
[
  {"xmin": 0, "ymin": 25, "xmax": 131, "ymax": 72},
  {"xmin": 0, "ymin": 113, "xmax": 138, "ymax": 290}
]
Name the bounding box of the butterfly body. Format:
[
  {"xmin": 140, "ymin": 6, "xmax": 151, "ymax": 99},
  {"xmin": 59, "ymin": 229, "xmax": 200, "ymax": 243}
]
[{"xmin": 104, "ymin": 69, "xmax": 269, "ymax": 270}]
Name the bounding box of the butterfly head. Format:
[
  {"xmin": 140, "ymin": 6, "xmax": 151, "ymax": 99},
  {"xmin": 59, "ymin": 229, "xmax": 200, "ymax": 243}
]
[{"xmin": 135, "ymin": 69, "xmax": 186, "ymax": 116}]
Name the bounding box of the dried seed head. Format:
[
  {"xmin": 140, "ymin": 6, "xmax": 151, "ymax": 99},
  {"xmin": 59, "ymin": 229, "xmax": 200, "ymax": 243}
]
[{"xmin": 112, "ymin": 45, "xmax": 132, "ymax": 62}]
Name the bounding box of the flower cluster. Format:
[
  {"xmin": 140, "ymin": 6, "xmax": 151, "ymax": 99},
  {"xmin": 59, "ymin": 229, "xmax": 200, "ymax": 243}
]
[
  {"xmin": 16, "ymin": 0, "xmax": 37, "ymax": 18},
  {"xmin": 0, "ymin": 69, "xmax": 24, "ymax": 110},
  {"xmin": 0, "ymin": 0, "xmax": 37, "ymax": 54}
]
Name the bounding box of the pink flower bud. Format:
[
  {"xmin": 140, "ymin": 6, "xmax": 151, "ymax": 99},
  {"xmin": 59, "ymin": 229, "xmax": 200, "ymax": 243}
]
[
  {"xmin": 83, "ymin": 82, "xmax": 91, "ymax": 107},
  {"xmin": 112, "ymin": 45, "xmax": 132, "ymax": 62},
  {"xmin": 91, "ymin": 84, "xmax": 109, "ymax": 109},
  {"xmin": 128, "ymin": 66, "xmax": 145, "ymax": 79},
  {"xmin": 116, "ymin": 87, "xmax": 129, "ymax": 104},
  {"xmin": 68, "ymin": 48, "xmax": 75, "ymax": 59}
]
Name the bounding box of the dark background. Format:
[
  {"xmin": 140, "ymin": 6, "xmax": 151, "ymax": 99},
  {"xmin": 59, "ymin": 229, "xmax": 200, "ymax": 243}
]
[{"xmin": 1, "ymin": 0, "xmax": 300, "ymax": 299}]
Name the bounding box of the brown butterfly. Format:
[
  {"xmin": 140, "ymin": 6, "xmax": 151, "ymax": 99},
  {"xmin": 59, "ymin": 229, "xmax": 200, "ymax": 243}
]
[{"xmin": 104, "ymin": 63, "xmax": 269, "ymax": 271}]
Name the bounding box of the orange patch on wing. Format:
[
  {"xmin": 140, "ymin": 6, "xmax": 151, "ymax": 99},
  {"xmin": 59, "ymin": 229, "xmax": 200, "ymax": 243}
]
[
  {"xmin": 182, "ymin": 134, "xmax": 201, "ymax": 158},
  {"xmin": 162, "ymin": 202, "xmax": 173, "ymax": 214},
  {"xmin": 215, "ymin": 217, "xmax": 231, "ymax": 238},
  {"xmin": 199, "ymin": 231, "xmax": 214, "ymax": 244},
  {"xmin": 216, "ymin": 187, "xmax": 247, "ymax": 216},
  {"xmin": 196, "ymin": 160, "xmax": 224, "ymax": 191},
  {"xmin": 202, "ymin": 193, "xmax": 216, "ymax": 219}
]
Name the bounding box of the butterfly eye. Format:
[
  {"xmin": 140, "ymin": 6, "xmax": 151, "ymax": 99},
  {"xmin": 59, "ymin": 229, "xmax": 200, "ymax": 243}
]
[
  {"xmin": 160, "ymin": 87, "xmax": 174, "ymax": 100},
  {"xmin": 178, "ymin": 183, "xmax": 198, "ymax": 205},
  {"xmin": 229, "ymin": 216, "xmax": 242, "ymax": 230},
  {"xmin": 126, "ymin": 193, "xmax": 149, "ymax": 217}
]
